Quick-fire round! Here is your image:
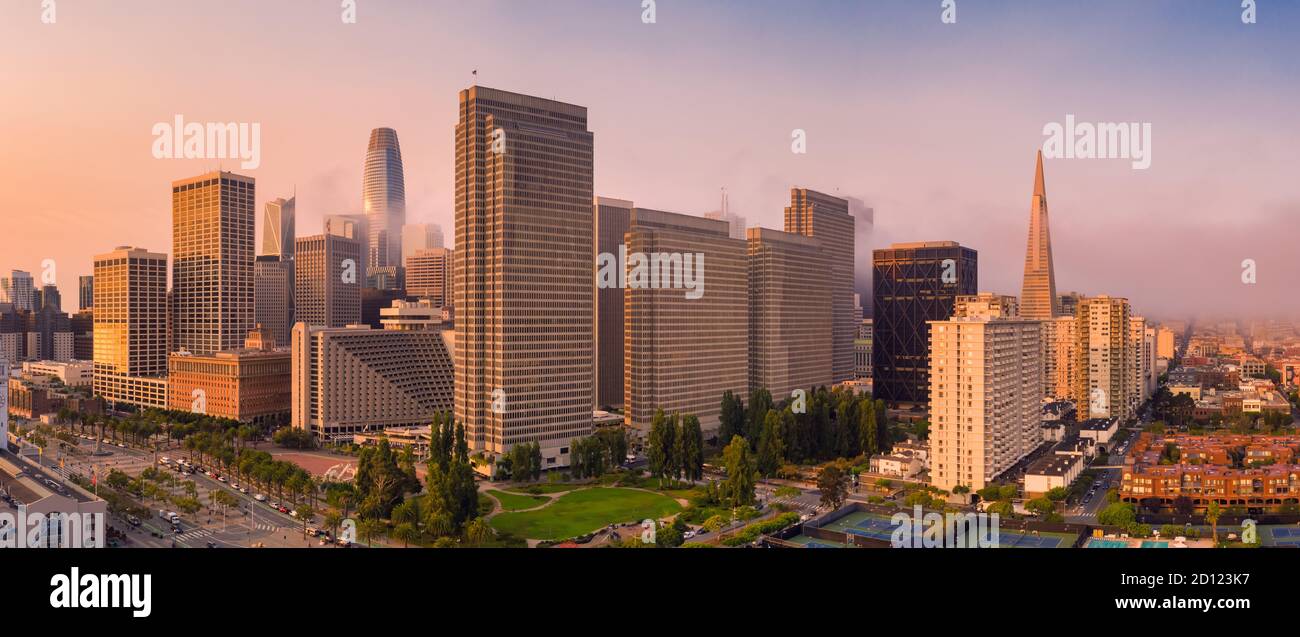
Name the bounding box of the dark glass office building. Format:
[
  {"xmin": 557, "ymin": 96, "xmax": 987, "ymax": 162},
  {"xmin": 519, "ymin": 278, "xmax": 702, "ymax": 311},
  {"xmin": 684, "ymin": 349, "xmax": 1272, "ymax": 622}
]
[{"xmin": 872, "ymin": 241, "xmax": 978, "ymax": 406}]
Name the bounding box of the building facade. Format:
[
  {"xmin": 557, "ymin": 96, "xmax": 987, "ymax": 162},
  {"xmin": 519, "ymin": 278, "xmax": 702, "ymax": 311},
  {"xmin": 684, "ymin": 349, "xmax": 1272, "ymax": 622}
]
[
  {"xmin": 405, "ymin": 247, "xmax": 454, "ymax": 307},
  {"xmin": 294, "ymin": 234, "xmax": 361, "ymax": 328},
  {"xmin": 167, "ymin": 327, "xmax": 290, "ymax": 425},
  {"xmin": 1074, "ymin": 295, "xmax": 1135, "ymax": 421},
  {"xmin": 363, "ymin": 127, "xmax": 406, "ymax": 270},
  {"xmin": 92, "ymin": 246, "xmax": 169, "ymax": 409},
  {"xmin": 746, "ymin": 227, "xmax": 833, "ymax": 399},
  {"xmin": 253, "ymin": 255, "xmax": 294, "ymax": 348},
  {"xmin": 593, "ymin": 197, "xmax": 633, "ymax": 409},
  {"xmin": 785, "ymin": 188, "xmax": 855, "ymax": 383}
]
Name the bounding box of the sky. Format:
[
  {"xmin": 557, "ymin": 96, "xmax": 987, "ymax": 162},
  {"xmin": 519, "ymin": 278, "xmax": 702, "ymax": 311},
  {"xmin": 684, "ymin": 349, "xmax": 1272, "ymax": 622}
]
[{"xmin": 1, "ymin": 0, "xmax": 1298, "ymax": 321}]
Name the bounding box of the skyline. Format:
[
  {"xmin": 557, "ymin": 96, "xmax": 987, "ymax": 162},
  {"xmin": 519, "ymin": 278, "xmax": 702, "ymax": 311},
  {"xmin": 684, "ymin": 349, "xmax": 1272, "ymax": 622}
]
[{"xmin": 2, "ymin": 0, "xmax": 1299, "ymax": 319}]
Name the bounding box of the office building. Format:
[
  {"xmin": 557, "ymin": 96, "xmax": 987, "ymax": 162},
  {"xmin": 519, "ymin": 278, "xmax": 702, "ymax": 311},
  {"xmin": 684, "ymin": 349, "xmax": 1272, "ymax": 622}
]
[
  {"xmin": 872, "ymin": 241, "xmax": 978, "ymax": 406},
  {"xmin": 855, "ymin": 319, "xmax": 873, "ymax": 380},
  {"xmin": 405, "ymin": 247, "xmax": 454, "ymax": 307},
  {"xmin": 78, "ymin": 276, "xmax": 93, "ymax": 311},
  {"xmin": 324, "ymin": 214, "xmax": 369, "ymax": 243},
  {"xmin": 171, "ymin": 171, "xmax": 256, "ymax": 356},
  {"xmin": 1019, "ymin": 151, "xmax": 1059, "ymax": 320},
  {"xmin": 363, "ymin": 127, "xmax": 406, "ymax": 270},
  {"xmin": 401, "ymin": 223, "xmax": 444, "ymax": 259},
  {"xmin": 167, "ymin": 327, "xmax": 291, "ymax": 425},
  {"xmin": 785, "ymin": 188, "xmax": 855, "ymax": 383},
  {"xmin": 262, "ymin": 196, "xmax": 296, "ymax": 260},
  {"xmin": 746, "ymin": 227, "xmax": 833, "ymax": 399},
  {"xmin": 593, "ymin": 196, "xmax": 633, "ymax": 409},
  {"xmin": 455, "ymin": 86, "xmax": 594, "ymax": 466},
  {"xmin": 9, "ymin": 271, "xmax": 34, "ymax": 312},
  {"xmin": 624, "ymin": 208, "xmax": 748, "ymax": 434},
  {"xmin": 254, "ymin": 256, "xmax": 294, "ymax": 347},
  {"xmin": 92, "ymin": 247, "xmax": 169, "ymax": 408},
  {"xmin": 295, "ymin": 234, "xmax": 361, "ymax": 328}
]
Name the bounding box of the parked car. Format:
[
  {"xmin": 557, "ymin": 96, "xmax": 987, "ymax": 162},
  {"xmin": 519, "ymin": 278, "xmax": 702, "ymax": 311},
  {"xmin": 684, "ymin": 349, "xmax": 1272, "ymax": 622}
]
[
  {"xmin": 254, "ymin": 494, "xmax": 266, "ymax": 502},
  {"xmin": 127, "ymin": 515, "xmax": 141, "ymax": 526}
]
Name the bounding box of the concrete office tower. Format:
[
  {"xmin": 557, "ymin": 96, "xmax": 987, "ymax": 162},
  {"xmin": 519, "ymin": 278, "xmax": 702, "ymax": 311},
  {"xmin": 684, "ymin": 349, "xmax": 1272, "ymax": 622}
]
[
  {"xmin": 455, "ymin": 86, "xmax": 595, "ymax": 467},
  {"xmin": 929, "ymin": 297, "xmax": 1043, "ymax": 492},
  {"xmin": 593, "ymin": 197, "xmax": 633, "ymax": 409},
  {"xmin": 405, "ymin": 247, "xmax": 454, "ymax": 308},
  {"xmin": 291, "ymin": 323, "xmax": 454, "ymax": 441},
  {"xmin": 1042, "ymin": 315, "xmax": 1078, "ymax": 400},
  {"xmin": 262, "ymin": 196, "xmax": 296, "ymax": 259},
  {"xmin": 78, "ymin": 276, "xmax": 94, "ymax": 311},
  {"xmin": 9, "ymin": 271, "xmax": 34, "ymax": 311},
  {"xmin": 171, "ymin": 171, "xmax": 256, "ymax": 356},
  {"xmin": 1074, "ymin": 296, "xmax": 1134, "ymax": 421},
  {"xmin": 872, "ymin": 241, "xmax": 978, "ymax": 406},
  {"xmin": 747, "ymin": 227, "xmax": 833, "ymax": 399},
  {"xmin": 294, "ymin": 234, "xmax": 361, "ymax": 328},
  {"xmin": 1019, "ymin": 151, "xmax": 1059, "ymax": 320},
  {"xmin": 363, "ymin": 128, "xmax": 406, "ymax": 270},
  {"xmin": 324, "ymin": 214, "xmax": 369, "ymax": 243},
  {"xmin": 401, "ymin": 223, "xmax": 444, "ymax": 259},
  {"xmin": 624, "ymin": 208, "xmax": 748, "ymax": 435},
  {"xmin": 703, "ymin": 190, "xmax": 747, "ymax": 241},
  {"xmin": 92, "ymin": 246, "xmax": 169, "ymax": 408},
  {"xmin": 785, "ymin": 188, "xmax": 855, "ymax": 383},
  {"xmin": 254, "ymin": 256, "xmax": 294, "ymax": 346}
]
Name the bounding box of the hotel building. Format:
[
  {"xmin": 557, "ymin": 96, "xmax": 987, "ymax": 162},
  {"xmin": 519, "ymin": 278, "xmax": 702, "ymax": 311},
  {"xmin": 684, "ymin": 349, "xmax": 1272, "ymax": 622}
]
[{"xmin": 167, "ymin": 327, "xmax": 291, "ymax": 425}]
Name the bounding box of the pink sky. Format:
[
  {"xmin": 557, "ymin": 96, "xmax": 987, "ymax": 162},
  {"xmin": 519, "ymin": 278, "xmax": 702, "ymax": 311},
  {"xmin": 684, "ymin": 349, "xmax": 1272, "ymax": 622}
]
[{"xmin": 2, "ymin": 0, "xmax": 1297, "ymax": 320}]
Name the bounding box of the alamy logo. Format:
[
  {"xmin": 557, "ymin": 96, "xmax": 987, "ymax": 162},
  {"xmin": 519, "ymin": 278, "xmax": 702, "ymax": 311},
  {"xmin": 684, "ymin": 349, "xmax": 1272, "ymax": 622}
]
[
  {"xmin": 0, "ymin": 507, "xmax": 104, "ymax": 549},
  {"xmin": 49, "ymin": 567, "xmax": 151, "ymax": 618},
  {"xmin": 596, "ymin": 245, "xmax": 705, "ymax": 300},
  {"xmin": 1041, "ymin": 114, "xmax": 1151, "ymax": 169},
  {"xmin": 890, "ymin": 505, "xmax": 999, "ymax": 548},
  {"xmin": 151, "ymin": 115, "xmax": 262, "ymax": 170}
]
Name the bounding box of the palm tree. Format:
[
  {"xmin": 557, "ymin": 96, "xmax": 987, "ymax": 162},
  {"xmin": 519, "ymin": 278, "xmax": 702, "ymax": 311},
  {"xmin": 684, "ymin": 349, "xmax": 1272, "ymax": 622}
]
[
  {"xmin": 465, "ymin": 517, "xmax": 494, "ymax": 547},
  {"xmin": 393, "ymin": 522, "xmax": 418, "ymax": 548},
  {"xmin": 390, "ymin": 501, "xmax": 417, "ymax": 528},
  {"xmin": 1207, "ymin": 500, "xmax": 1222, "ymax": 545},
  {"xmin": 359, "ymin": 518, "xmax": 386, "ymax": 548},
  {"xmin": 323, "ymin": 511, "xmax": 343, "ymax": 541}
]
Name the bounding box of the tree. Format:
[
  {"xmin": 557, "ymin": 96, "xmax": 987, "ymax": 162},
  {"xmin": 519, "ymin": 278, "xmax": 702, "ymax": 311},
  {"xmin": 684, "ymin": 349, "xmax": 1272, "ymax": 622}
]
[
  {"xmin": 1026, "ymin": 497, "xmax": 1055, "ymax": 517},
  {"xmin": 816, "ymin": 462, "xmax": 850, "ymax": 510},
  {"xmin": 647, "ymin": 409, "xmax": 669, "ymax": 485},
  {"xmin": 1045, "ymin": 487, "xmax": 1068, "ymax": 502},
  {"xmin": 465, "ymin": 517, "xmax": 494, "ymax": 546},
  {"xmin": 295, "ymin": 504, "xmax": 315, "ymax": 539},
  {"xmin": 755, "ymin": 410, "xmax": 785, "ymax": 478},
  {"xmin": 720, "ymin": 436, "xmax": 756, "ymax": 507},
  {"xmin": 1097, "ymin": 502, "xmax": 1136, "ymax": 527},
  {"xmin": 392, "ymin": 523, "xmax": 418, "ymax": 548},
  {"xmin": 1206, "ymin": 500, "xmax": 1222, "ymax": 544},
  {"xmin": 719, "ymin": 390, "xmax": 745, "ymax": 446},
  {"xmin": 679, "ymin": 415, "xmax": 704, "ymax": 481}
]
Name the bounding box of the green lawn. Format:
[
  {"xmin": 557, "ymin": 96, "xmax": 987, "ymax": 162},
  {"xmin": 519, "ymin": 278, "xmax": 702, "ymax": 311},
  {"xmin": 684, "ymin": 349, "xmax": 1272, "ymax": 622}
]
[
  {"xmin": 487, "ymin": 489, "xmax": 550, "ymax": 511},
  {"xmin": 505, "ymin": 483, "xmax": 582, "ymax": 495},
  {"xmin": 491, "ymin": 487, "xmax": 682, "ymax": 540}
]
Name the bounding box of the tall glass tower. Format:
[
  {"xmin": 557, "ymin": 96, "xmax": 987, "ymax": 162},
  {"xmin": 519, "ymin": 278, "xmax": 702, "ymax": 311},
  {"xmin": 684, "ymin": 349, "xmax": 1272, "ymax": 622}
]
[{"xmin": 363, "ymin": 128, "xmax": 406, "ymax": 270}]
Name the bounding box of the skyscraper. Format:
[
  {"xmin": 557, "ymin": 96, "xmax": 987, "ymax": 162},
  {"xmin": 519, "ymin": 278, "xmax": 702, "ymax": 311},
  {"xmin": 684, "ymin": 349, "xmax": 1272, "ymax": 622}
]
[
  {"xmin": 1019, "ymin": 151, "xmax": 1059, "ymax": 320},
  {"xmin": 872, "ymin": 241, "xmax": 978, "ymax": 406},
  {"xmin": 294, "ymin": 234, "xmax": 361, "ymax": 328},
  {"xmin": 262, "ymin": 196, "xmax": 296, "ymax": 260},
  {"xmin": 363, "ymin": 128, "xmax": 406, "ymax": 270},
  {"xmin": 405, "ymin": 247, "xmax": 454, "ymax": 308},
  {"xmin": 747, "ymin": 227, "xmax": 833, "ymax": 399},
  {"xmin": 254, "ymin": 255, "xmax": 294, "ymax": 346},
  {"xmin": 171, "ymin": 171, "xmax": 256, "ymax": 356},
  {"xmin": 9, "ymin": 271, "xmax": 34, "ymax": 312},
  {"xmin": 593, "ymin": 197, "xmax": 633, "ymax": 409},
  {"xmin": 624, "ymin": 208, "xmax": 749, "ymax": 435},
  {"xmin": 92, "ymin": 246, "xmax": 169, "ymax": 408},
  {"xmin": 929, "ymin": 294, "xmax": 1043, "ymax": 491},
  {"xmin": 78, "ymin": 275, "xmax": 94, "ymax": 311},
  {"xmin": 401, "ymin": 223, "xmax": 444, "ymax": 259},
  {"xmin": 324, "ymin": 214, "xmax": 369, "ymax": 243},
  {"xmin": 455, "ymin": 86, "xmax": 594, "ymax": 467},
  {"xmin": 703, "ymin": 190, "xmax": 747, "ymax": 241},
  {"xmin": 785, "ymin": 188, "xmax": 855, "ymax": 383}
]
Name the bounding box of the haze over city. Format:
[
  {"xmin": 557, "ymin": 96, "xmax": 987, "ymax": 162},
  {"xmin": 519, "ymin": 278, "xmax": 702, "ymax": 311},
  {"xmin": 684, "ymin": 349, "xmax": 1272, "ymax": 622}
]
[{"xmin": 2, "ymin": 0, "xmax": 1298, "ymax": 318}]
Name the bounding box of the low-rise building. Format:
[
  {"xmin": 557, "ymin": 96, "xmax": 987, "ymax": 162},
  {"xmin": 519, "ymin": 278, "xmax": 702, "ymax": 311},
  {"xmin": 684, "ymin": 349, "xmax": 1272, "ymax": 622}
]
[
  {"xmin": 167, "ymin": 327, "xmax": 291, "ymax": 426},
  {"xmin": 1023, "ymin": 453, "xmax": 1084, "ymax": 499}
]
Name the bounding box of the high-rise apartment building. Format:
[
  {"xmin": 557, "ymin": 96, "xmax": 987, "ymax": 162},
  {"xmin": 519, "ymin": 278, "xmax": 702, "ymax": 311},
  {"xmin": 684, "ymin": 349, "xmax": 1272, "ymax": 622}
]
[
  {"xmin": 1042, "ymin": 315, "xmax": 1077, "ymax": 400},
  {"xmin": 262, "ymin": 196, "xmax": 296, "ymax": 260},
  {"xmin": 92, "ymin": 246, "xmax": 169, "ymax": 408},
  {"xmin": 363, "ymin": 128, "xmax": 406, "ymax": 270},
  {"xmin": 747, "ymin": 227, "xmax": 833, "ymax": 399},
  {"xmin": 593, "ymin": 197, "xmax": 633, "ymax": 409},
  {"xmin": 785, "ymin": 188, "xmax": 855, "ymax": 383},
  {"xmin": 1156, "ymin": 326, "xmax": 1176, "ymax": 359},
  {"xmin": 872, "ymin": 241, "xmax": 978, "ymax": 406},
  {"xmin": 455, "ymin": 86, "xmax": 594, "ymax": 466},
  {"xmin": 294, "ymin": 234, "xmax": 361, "ymax": 328},
  {"xmin": 291, "ymin": 323, "xmax": 454, "ymax": 441},
  {"xmin": 405, "ymin": 247, "xmax": 454, "ymax": 308},
  {"xmin": 1074, "ymin": 295, "xmax": 1134, "ymax": 421},
  {"xmin": 624, "ymin": 208, "xmax": 748, "ymax": 435},
  {"xmin": 1058, "ymin": 292, "xmax": 1082, "ymax": 318},
  {"xmin": 254, "ymin": 255, "xmax": 294, "ymax": 346},
  {"xmin": 78, "ymin": 276, "xmax": 94, "ymax": 311},
  {"xmin": 1019, "ymin": 151, "xmax": 1058, "ymax": 320},
  {"xmin": 929, "ymin": 294, "xmax": 1042, "ymax": 491},
  {"xmin": 171, "ymin": 171, "xmax": 256, "ymax": 356}
]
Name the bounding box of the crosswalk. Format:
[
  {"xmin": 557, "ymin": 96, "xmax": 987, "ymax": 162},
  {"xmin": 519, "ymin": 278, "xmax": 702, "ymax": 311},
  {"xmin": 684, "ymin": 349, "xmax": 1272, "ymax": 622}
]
[
  {"xmin": 176, "ymin": 528, "xmax": 211, "ymax": 542},
  {"xmin": 769, "ymin": 496, "xmax": 821, "ymax": 514}
]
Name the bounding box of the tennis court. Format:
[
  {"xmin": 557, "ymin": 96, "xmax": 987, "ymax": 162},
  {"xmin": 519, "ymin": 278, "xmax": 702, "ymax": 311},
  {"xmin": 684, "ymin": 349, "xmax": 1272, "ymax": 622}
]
[
  {"xmin": 1261, "ymin": 525, "xmax": 1300, "ymax": 547},
  {"xmin": 813, "ymin": 510, "xmax": 1073, "ymax": 548}
]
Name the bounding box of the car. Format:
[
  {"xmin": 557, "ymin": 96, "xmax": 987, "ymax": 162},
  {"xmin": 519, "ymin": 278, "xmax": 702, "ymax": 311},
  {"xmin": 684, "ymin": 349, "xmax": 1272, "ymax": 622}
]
[
  {"xmin": 254, "ymin": 494, "xmax": 266, "ymax": 502},
  {"xmin": 127, "ymin": 515, "xmax": 141, "ymax": 526},
  {"xmin": 307, "ymin": 527, "xmax": 319, "ymax": 536},
  {"xmin": 231, "ymin": 483, "xmax": 240, "ymax": 489},
  {"xmin": 239, "ymin": 488, "xmax": 249, "ymax": 494},
  {"xmin": 217, "ymin": 476, "xmax": 227, "ymax": 483},
  {"xmin": 204, "ymin": 471, "xmax": 213, "ymax": 477},
  {"xmin": 278, "ymin": 506, "xmax": 290, "ymax": 514},
  {"xmin": 161, "ymin": 457, "xmax": 171, "ymax": 463},
  {"xmin": 683, "ymin": 531, "xmax": 696, "ymax": 539},
  {"xmin": 290, "ymin": 510, "xmax": 299, "ymax": 518},
  {"xmin": 336, "ymin": 538, "xmax": 351, "ymax": 547},
  {"xmin": 116, "ymin": 443, "xmax": 126, "ymax": 448},
  {"xmin": 206, "ymin": 541, "xmax": 218, "ymax": 548},
  {"xmin": 172, "ymin": 525, "xmax": 183, "ymax": 534},
  {"xmin": 270, "ymin": 502, "xmax": 280, "ymax": 509}
]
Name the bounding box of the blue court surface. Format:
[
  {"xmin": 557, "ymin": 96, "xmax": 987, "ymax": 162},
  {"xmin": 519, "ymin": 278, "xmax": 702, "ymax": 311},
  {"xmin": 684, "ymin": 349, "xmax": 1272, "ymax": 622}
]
[
  {"xmin": 1261, "ymin": 525, "xmax": 1300, "ymax": 547},
  {"xmin": 812, "ymin": 510, "xmax": 1072, "ymax": 548}
]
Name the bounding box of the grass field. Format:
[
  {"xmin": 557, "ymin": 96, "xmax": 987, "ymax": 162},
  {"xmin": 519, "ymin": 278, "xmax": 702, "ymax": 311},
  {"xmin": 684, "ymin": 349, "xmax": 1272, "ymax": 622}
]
[
  {"xmin": 490, "ymin": 487, "xmax": 682, "ymax": 540},
  {"xmin": 487, "ymin": 489, "xmax": 550, "ymax": 511},
  {"xmin": 504, "ymin": 483, "xmax": 582, "ymax": 495}
]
